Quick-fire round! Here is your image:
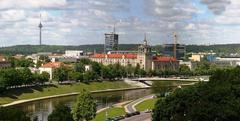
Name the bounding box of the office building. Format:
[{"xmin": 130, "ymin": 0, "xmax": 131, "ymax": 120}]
[{"xmin": 104, "ymin": 26, "xmax": 119, "ymax": 53}]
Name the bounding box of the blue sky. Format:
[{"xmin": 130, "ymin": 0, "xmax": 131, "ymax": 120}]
[{"xmin": 0, "ymin": 0, "xmax": 239, "ymax": 46}]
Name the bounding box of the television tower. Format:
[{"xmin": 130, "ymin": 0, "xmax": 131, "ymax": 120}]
[
  {"xmin": 173, "ymin": 32, "xmax": 177, "ymax": 59},
  {"xmin": 38, "ymin": 14, "xmax": 43, "ymax": 45}
]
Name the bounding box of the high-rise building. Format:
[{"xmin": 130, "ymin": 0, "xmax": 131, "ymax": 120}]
[
  {"xmin": 104, "ymin": 26, "xmax": 118, "ymax": 53},
  {"xmin": 163, "ymin": 33, "xmax": 186, "ymax": 60},
  {"xmin": 163, "ymin": 44, "xmax": 186, "ymax": 60}
]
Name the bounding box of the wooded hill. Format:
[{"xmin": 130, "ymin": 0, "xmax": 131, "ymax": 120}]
[{"xmin": 0, "ymin": 44, "xmax": 239, "ymax": 55}]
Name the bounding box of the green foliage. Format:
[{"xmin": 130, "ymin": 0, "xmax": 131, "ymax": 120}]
[
  {"xmin": 0, "ymin": 68, "xmax": 50, "ymax": 93},
  {"xmin": 48, "ymin": 103, "xmax": 74, "ymax": 121},
  {"xmin": 33, "ymin": 72, "xmax": 50, "ymax": 84},
  {"xmin": 179, "ymin": 64, "xmax": 191, "ymax": 75},
  {"xmin": 152, "ymin": 67, "xmax": 240, "ymax": 121},
  {"xmin": 0, "ymin": 107, "xmax": 31, "ymax": 121},
  {"xmin": 72, "ymin": 90, "xmax": 97, "ymax": 121},
  {"xmin": 69, "ymin": 71, "xmax": 83, "ymax": 82},
  {"xmin": 0, "ymin": 44, "xmax": 139, "ymax": 55},
  {"xmin": 18, "ymin": 68, "xmax": 33, "ymax": 85},
  {"xmin": 53, "ymin": 66, "xmax": 69, "ymax": 82}
]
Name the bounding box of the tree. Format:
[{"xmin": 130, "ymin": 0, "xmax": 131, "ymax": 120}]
[
  {"xmin": 53, "ymin": 66, "xmax": 69, "ymax": 83},
  {"xmin": 18, "ymin": 68, "xmax": 33, "ymax": 85},
  {"xmin": 0, "ymin": 107, "xmax": 31, "ymax": 121},
  {"xmin": 134, "ymin": 63, "xmax": 141, "ymax": 76},
  {"xmin": 48, "ymin": 103, "xmax": 74, "ymax": 121},
  {"xmin": 72, "ymin": 90, "xmax": 97, "ymax": 121},
  {"xmin": 179, "ymin": 64, "xmax": 191, "ymax": 75},
  {"xmin": 69, "ymin": 71, "xmax": 83, "ymax": 82},
  {"xmin": 33, "ymin": 72, "xmax": 50, "ymax": 84},
  {"xmin": 152, "ymin": 67, "xmax": 240, "ymax": 121}
]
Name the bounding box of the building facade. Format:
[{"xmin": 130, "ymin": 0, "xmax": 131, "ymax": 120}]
[
  {"xmin": 152, "ymin": 57, "xmax": 179, "ymax": 71},
  {"xmin": 64, "ymin": 50, "xmax": 84, "ymax": 58},
  {"xmin": 39, "ymin": 62, "xmax": 63, "ymax": 80},
  {"xmin": 163, "ymin": 44, "xmax": 186, "ymax": 60},
  {"xmin": 104, "ymin": 32, "xmax": 119, "ymax": 53},
  {"xmin": 90, "ymin": 38, "xmax": 179, "ymax": 71}
]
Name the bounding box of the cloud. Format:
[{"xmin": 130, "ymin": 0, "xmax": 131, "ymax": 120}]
[
  {"xmin": 201, "ymin": 0, "xmax": 231, "ymax": 15},
  {"xmin": 0, "ymin": 10, "xmax": 26, "ymax": 22},
  {"xmin": 0, "ymin": 0, "xmax": 67, "ymax": 9}
]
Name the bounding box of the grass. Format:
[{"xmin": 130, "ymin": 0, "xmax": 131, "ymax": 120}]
[
  {"xmin": 135, "ymin": 98, "xmax": 158, "ymax": 111},
  {"xmin": 92, "ymin": 107, "xmax": 125, "ymax": 121},
  {"xmin": 0, "ymin": 81, "xmax": 133, "ymax": 105}
]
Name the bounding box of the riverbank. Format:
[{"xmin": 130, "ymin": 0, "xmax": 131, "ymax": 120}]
[{"xmin": 0, "ymin": 81, "xmax": 139, "ymax": 105}]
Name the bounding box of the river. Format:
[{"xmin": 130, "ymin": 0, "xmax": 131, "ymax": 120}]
[{"xmin": 13, "ymin": 88, "xmax": 152, "ymax": 121}]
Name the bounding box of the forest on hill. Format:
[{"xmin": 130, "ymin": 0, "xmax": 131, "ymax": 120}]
[{"xmin": 0, "ymin": 44, "xmax": 239, "ymax": 55}]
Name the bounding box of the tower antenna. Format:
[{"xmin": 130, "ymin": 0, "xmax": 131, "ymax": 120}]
[
  {"xmin": 113, "ymin": 24, "xmax": 116, "ymax": 33},
  {"xmin": 173, "ymin": 32, "xmax": 177, "ymax": 58},
  {"xmin": 38, "ymin": 13, "xmax": 43, "ymax": 45}
]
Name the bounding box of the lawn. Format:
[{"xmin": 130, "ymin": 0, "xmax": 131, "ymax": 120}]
[
  {"xmin": 135, "ymin": 98, "xmax": 158, "ymax": 111},
  {"xmin": 0, "ymin": 81, "xmax": 133, "ymax": 105},
  {"xmin": 92, "ymin": 107, "xmax": 125, "ymax": 121}
]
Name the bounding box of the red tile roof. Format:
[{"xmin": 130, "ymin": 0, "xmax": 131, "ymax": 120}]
[
  {"xmin": 41, "ymin": 62, "xmax": 63, "ymax": 68},
  {"xmin": 153, "ymin": 56, "xmax": 178, "ymax": 62},
  {"xmin": 91, "ymin": 53, "xmax": 137, "ymax": 59}
]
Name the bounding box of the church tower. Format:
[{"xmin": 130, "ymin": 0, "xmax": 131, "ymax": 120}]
[{"xmin": 137, "ymin": 33, "xmax": 152, "ymax": 71}]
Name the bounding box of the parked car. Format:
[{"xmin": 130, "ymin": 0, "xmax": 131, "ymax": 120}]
[
  {"xmin": 125, "ymin": 113, "xmax": 133, "ymax": 118},
  {"xmin": 144, "ymin": 109, "xmax": 152, "ymax": 113},
  {"xmin": 132, "ymin": 111, "xmax": 140, "ymax": 115}
]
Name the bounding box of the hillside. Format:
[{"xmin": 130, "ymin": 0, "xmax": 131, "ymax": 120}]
[
  {"xmin": 0, "ymin": 44, "xmax": 139, "ymax": 55},
  {"xmin": 0, "ymin": 44, "xmax": 239, "ymax": 55}
]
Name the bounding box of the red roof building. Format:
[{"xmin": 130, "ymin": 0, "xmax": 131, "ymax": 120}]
[
  {"xmin": 41, "ymin": 62, "xmax": 63, "ymax": 68},
  {"xmin": 153, "ymin": 56, "xmax": 178, "ymax": 62},
  {"xmin": 90, "ymin": 53, "xmax": 137, "ymax": 59}
]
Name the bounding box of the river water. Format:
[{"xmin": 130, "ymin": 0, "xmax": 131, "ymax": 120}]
[{"xmin": 13, "ymin": 88, "xmax": 152, "ymax": 121}]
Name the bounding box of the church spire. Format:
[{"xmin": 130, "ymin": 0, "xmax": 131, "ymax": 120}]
[{"xmin": 144, "ymin": 33, "xmax": 148, "ymax": 45}]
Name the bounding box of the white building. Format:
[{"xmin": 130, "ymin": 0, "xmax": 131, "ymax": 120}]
[
  {"xmin": 64, "ymin": 50, "xmax": 84, "ymax": 58},
  {"xmin": 39, "ymin": 62, "xmax": 63, "ymax": 80}
]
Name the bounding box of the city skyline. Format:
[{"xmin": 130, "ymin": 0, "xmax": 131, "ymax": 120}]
[{"xmin": 0, "ymin": 0, "xmax": 239, "ymax": 46}]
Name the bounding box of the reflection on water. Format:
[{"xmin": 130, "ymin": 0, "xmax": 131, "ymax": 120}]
[{"xmin": 13, "ymin": 89, "xmax": 151, "ymax": 121}]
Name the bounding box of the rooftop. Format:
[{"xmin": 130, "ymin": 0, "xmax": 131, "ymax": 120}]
[
  {"xmin": 153, "ymin": 56, "xmax": 178, "ymax": 62},
  {"xmin": 40, "ymin": 62, "xmax": 63, "ymax": 68},
  {"xmin": 91, "ymin": 53, "xmax": 137, "ymax": 59}
]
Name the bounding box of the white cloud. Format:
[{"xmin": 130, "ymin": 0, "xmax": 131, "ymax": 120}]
[
  {"xmin": 0, "ymin": 10, "xmax": 26, "ymax": 22},
  {"xmin": 201, "ymin": 0, "xmax": 231, "ymax": 15},
  {"xmin": 0, "ymin": 0, "xmax": 67, "ymax": 9}
]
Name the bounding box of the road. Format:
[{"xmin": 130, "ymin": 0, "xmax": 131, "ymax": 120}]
[
  {"xmin": 124, "ymin": 95, "xmax": 154, "ymax": 113},
  {"xmin": 121, "ymin": 113, "xmax": 151, "ymax": 121}
]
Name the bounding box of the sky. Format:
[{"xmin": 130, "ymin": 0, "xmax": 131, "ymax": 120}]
[{"xmin": 0, "ymin": 0, "xmax": 239, "ymax": 46}]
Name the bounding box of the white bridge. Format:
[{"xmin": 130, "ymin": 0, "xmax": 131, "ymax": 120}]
[{"xmin": 131, "ymin": 77, "xmax": 200, "ymax": 82}]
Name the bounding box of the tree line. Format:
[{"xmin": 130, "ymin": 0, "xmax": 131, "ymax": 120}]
[
  {"xmin": 53, "ymin": 59, "xmax": 148, "ymax": 83},
  {"xmin": 51, "ymin": 58, "xmax": 223, "ymax": 83},
  {"xmin": 0, "ymin": 68, "xmax": 49, "ymax": 92}
]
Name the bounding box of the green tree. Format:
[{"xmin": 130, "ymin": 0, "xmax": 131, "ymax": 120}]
[
  {"xmin": 153, "ymin": 67, "xmax": 240, "ymax": 121},
  {"xmin": 69, "ymin": 71, "xmax": 83, "ymax": 82},
  {"xmin": 53, "ymin": 66, "xmax": 69, "ymax": 83},
  {"xmin": 0, "ymin": 107, "xmax": 31, "ymax": 121},
  {"xmin": 48, "ymin": 103, "xmax": 74, "ymax": 121},
  {"xmin": 72, "ymin": 90, "xmax": 97, "ymax": 121},
  {"xmin": 75, "ymin": 63, "xmax": 85, "ymax": 73},
  {"xmin": 18, "ymin": 68, "xmax": 33, "ymax": 85},
  {"xmin": 179, "ymin": 64, "xmax": 191, "ymax": 75}
]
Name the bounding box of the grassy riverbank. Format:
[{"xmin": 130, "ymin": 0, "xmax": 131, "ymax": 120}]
[
  {"xmin": 135, "ymin": 98, "xmax": 158, "ymax": 111},
  {"xmin": 0, "ymin": 81, "xmax": 133, "ymax": 105},
  {"xmin": 92, "ymin": 107, "xmax": 125, "ymax": 121}
]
